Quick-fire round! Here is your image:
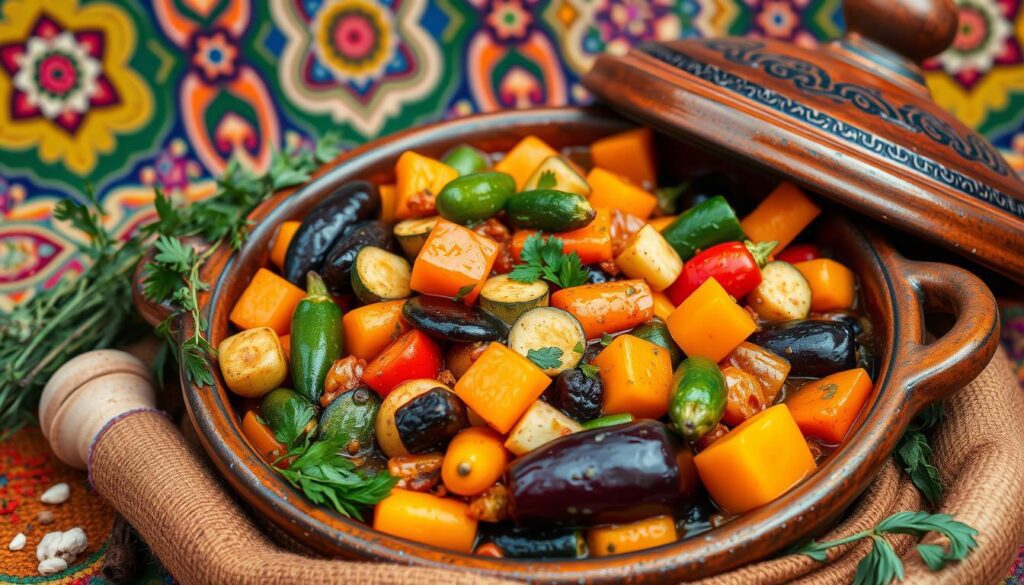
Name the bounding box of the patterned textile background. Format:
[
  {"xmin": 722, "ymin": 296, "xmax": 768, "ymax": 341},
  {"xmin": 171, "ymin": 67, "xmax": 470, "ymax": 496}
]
[{"xmin": 1, "ymin": 0, "xmax": 1024, "ymax": 584}]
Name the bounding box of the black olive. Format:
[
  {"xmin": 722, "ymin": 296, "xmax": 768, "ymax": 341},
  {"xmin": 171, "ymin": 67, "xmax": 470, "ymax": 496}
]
[
  {"xmin": 394, "ymin": 387, "xmax": 468, "ymax": 453},
  {"xmin": 554, "ymin": 369, "xmax": 603, "ymax": 422}
]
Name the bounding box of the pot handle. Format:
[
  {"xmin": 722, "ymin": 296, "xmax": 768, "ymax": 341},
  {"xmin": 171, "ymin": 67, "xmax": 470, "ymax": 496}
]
[{"xmin": 890, "ymin": 256, "xmax": 1000, "ymax": 411}]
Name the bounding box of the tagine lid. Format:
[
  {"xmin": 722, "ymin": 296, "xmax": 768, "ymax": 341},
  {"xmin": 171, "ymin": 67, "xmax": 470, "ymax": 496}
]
[{"xmin": 582, "ymin": 0, "xmax": 1024, "ymax": 283}]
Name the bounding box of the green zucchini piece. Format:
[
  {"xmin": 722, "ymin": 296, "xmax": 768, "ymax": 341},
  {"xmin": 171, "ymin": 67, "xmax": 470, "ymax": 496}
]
[
  {"xmin": 508, "ymin": 307, "xmax": 585, "ymax": 376},
  {"xmin": 319, "ymin": 386, "xmax": 381, "ymax": 456},
  {"xmin": 436, "ymin": 171, "xmax": 516, "ymax": 225},
  {"xmin": 479, "ymin": 274, "xmax": 549, "ymax": 325},
  {"xmin": 393, "ymin": 216, "xmax": 438, "ymax": 258},
  {"xmin": 669, "ymin": 356, "xmax": 727, "ymax": 442},
  {"xmin": 506, "ymin": 189, "xmax": 595, "ymax": 231},
  {"xmin": 630, "ymin": 319, "xmax": 684, "ymax": 367},
  {"xmin": 581, "ymin": 413, "xmax": 635, "ymax": 430},
  {"xmin": 660, "ymin": 195, "xmax": 746, "ymax": 260},
  {"xmin": 261, "ymin": 388, "xmax": 315, "ymax": 438},
  {"xmin": 351, "ymin": 246, "xmax": 411, "ymax": 304},
  {"xmin": 442, "ymin": 144, "xmax": 489, "ymax": 175},
  {"xmin": 522, "ymin": 156, "xmax": 591, "ymax": 197}
]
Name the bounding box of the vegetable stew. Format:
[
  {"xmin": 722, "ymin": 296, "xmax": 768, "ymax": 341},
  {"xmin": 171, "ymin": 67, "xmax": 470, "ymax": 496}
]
[{"xmin": 219, "ymin": 129, "xmax": 876, "ymax": 560}]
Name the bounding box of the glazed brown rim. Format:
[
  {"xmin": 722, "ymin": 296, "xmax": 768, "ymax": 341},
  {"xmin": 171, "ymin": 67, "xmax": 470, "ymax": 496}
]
[{"xmin": 161, "ymin": 107, "xmax": 999, "ymax": 583}]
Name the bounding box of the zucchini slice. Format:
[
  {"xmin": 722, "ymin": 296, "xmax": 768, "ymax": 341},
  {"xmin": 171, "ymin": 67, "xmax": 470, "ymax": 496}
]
[
  {"xmin": 351, "ymin": 246, "xmax": 412, "ymax": 304},
  {"xmin": 479, "ymin": 274, "xmax": 549, "ymax": 325},
  {"xmin": 523, "ymin": 155, "xmax": 591, "ymax": 197},
  {"xmin": 508, "ymin": 307, "xmax": 585, "ymax": 376},
  {"xmin": 394, "ymin": 216, "xmax": 438, "ymax": 258},
  {"xmin": 749, "ymin": 260, "xmax": 812, "ymax": 321}
]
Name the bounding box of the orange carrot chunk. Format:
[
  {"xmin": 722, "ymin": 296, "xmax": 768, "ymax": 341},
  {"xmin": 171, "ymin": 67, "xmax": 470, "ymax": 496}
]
[
  {"xmin": 229, "ymin": 268, "xmax": 306, "ymax": 335},
  {"xmin": 342, "ymin": 300, "xmax": 409, "ymax": 361},
  {"xmin": 592, "ymin": 334, "xmax": 673, "ymax": 419},
  {"xmin": 453, "ymin": 342, "xmax": 550, "ymax": 434},
  {"xmin": 586, "ymin": 168, "xmax": 658, "ymax": 219},
  {"xmin": 740, "ymin": 181, "xmax": 821, "ymax": 252},
  {"xmin": 550, "ymin": 280, "xmax": 654, "ymax": 339},
  {"xmin": 373, "ymin": 489, "xmax": 478, "ymax": 553},
  {"xmin": 590, "ymin": 127, "xmax": 657, "ymax": 187},
  {"xmin": 494, "ymin": 136, "xmax": 559, "ymax": 189},
  {"xmin": 794, "ymin": 258, "xmax": 856, "ymax": 312},
  {"xmin": 270, "ymin": 221, "xmax": 301, "ymax": 271},
  {"xmin": 409, "ymin": 219, "xmax": 499, "ymax": 304},
  {"xmin": 242, "ymin": 410, "xmax": 288, "ymax": 468},
  {"xmin": 511, "ymin": 208, "xmax": 613, "ymax": 264},
  {"xmin": 785, "ymin": 368, "xmax": 873, "ymax": 444},
  {"xmin": 667, "ymin": 277, "xmax": 756, "ymax": 363},
  {"xmin": 693, "ymin": 404, "xmax": 816, "ymax": 514},
  {"xmin": 587, "ymin": 515, "xmax": 677, "ymax": 557}
]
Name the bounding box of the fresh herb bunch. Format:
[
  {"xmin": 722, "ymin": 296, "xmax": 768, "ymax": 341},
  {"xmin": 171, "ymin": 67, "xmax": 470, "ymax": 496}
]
[
  {"xmin": 141, "ymin": 135, "xmax": 342, "ymax": 386},
  {"xmin": 798, "ymin": 510, "xmax": 978, "ymax": 585},
  {"xmin": 270, "ymin": 399, "xmax": 395, "ymax": 520},
  {"xmin": 509, "ymin": 233, "xmax": 589, "ymax": 289},
  {"xmin": 894, "ymin": 403, "xmax": 944, "ymax": 505},
  {"xmin": 0, "ymin": 135, "xmax": 341, "ymax": 433},
  {"xmin": 0, "ymin": 187, "xmax": 144, "ymax": 434}
]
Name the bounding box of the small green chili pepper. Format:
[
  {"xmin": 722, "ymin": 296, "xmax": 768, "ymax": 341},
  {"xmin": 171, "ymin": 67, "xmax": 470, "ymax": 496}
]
[
  {"xmin": 660, "ymin": 195, "xmax": 746, "ymax": 260},
  {"xmin": 669, "ymin": 356, "xmax": 727, "ymax": 441},
  {"xmin": 290, "ymin": 272, "xmax": 344, "ymax": 403}
]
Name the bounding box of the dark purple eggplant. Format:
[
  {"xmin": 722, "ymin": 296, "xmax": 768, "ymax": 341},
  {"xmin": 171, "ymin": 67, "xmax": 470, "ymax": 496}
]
[
  {"xmin": 480, "ymin": 526, "xmax": 584, "ymax": 559},
  {"xmin": 505, "ymin": 420, "xmax": 699, "ymax": 526},
  {"xmin": 554, "ymin": 369, "xmax": 603, "ymax": 422},
  {"xmin": 322, "ymin": 221, "xmax": 397, "ymax": 294},
  {"xmin": 402, "ymin": 296, "xmax": 508, "ymax": 342},
  {"xmin": 283, "ymin": 181, "xmax": 380, "ymax": 285},
  {"xmin": 585, "ymin": 264, "xmax": 612, "ymax": 284},
  {"xmin": 747, "ymin": 319, "xmax": 856, "ymax": 377},
  {"xmin": 394, "ymin": 387, "xmax": 467, "ymax": 453}
]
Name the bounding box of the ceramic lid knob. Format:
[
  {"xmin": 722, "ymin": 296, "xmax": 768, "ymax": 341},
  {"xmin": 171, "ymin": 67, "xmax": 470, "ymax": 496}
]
[{"xmin": 844, "ymin": 0, "xmax": 959, "ymax": 62}]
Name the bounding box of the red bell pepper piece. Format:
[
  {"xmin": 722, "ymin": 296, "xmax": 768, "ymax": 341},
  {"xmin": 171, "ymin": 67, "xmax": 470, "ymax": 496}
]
[
  {"xmin": 362, "ymin": 329, "xmax": 443, "ymax": 397},
  {"xmin": 775, "ymin": 243, "xmax": 819, "ymax": 264},
  {"xmin": 666, "ymin": 240, "xmax": 776, "ymax": 305}
]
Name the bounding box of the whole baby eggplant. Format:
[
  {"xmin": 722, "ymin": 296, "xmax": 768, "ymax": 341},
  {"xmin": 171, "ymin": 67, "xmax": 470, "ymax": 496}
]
[
  {"xmin": 505, "ymin": 420, "xmax": 699, "ymax": 526},
  {"xmin": 283, "ymin": 181, "xmax": 380, "ymax": 285},
  {"xmin": 321, "ymin": 221, "xmax": 397, "ymax": 294},
  {"xmin": 480, "ymin": 526, "xmax": 585, "ymax": 559},
  {"xmin": 747, "ymin": 319, "xmax": 857, "ymax": 377},
  {"xmin": 402, "ymin": 296, "xmax": 508, "ymax": 342}
]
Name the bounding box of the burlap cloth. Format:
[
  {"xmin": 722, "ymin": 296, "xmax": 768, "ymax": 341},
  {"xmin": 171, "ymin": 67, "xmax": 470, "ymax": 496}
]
[{"xmin": 90, "ymin": 349, "xmax": 1024, "ymax": 585}]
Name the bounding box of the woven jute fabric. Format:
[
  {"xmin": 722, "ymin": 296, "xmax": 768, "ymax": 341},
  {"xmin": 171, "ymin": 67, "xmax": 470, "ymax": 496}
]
[{"xmin": 90, "ymin": 349, "xmax": 1024, "ymax": 585}]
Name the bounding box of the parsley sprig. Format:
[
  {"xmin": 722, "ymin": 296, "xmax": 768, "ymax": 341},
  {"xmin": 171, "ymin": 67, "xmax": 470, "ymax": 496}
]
[
  {"xmin": 894, "ymin": 403, "xmax": 944, "ymax": 505},
  {"xmin": 526, "ymin": 346, "xmax": 563, "ymax": 370},
  {"xmin": 798, "ymin": 510, "xmax": 978, "ymax": 585},
  {"xmin": 509, "ymin": 233, "xmax": 589, "ymax": 289},
  {"xmin": 269, "ymin": 401, "xmax": 395, "ymax": 520},
  {"xmin": 141, "ymin": 135, "xmax": 342, "ymax": 386}
]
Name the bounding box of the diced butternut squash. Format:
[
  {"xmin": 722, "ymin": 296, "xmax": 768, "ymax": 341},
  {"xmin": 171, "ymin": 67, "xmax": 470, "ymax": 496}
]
[
  {"xmin": 720, "ymin": 365, "xmax": 768, "ymax": 427},
  {"xmin": 270, "ymin": 221, "xmax": 301, "ymax": 271},
  {"xmin": 504, "ymin": 401, "xmax": 582, "ymax": 456},
  {"xmin": 410, "ymin": 219, "xmax": 499, "ymax": 304},
  {"xmin": 667, "ymin": 277, "xmax": 756, "ymax": 363},
  {"xmin": 648, "ymin": 215, "xmax": 677, "ymax": 232},
  {"xmin": 590, "ymin": 127, "xmax": 657, "ymax": 187},
  {"xmin": 586, "ymin": 168, "xmax": 658, "ymax": 219},
  {"xmin": 342, "ymin": 300, "xmax": 409, "ymax": 361},
  {"xmin": 720, "ymin": 342, "xmax": 791, "ymax": 404},
  {"xmin": 651, "ymin": 291, "xmax": 676, "ymax": 321},
  {"xmin": 550, "ymin": 280, "xmax": 654, "ymax": 339},
  {"xmin": 495, "ymin": 135, "xmax": 559, "ymax": 189},
  {"xmin": 693, "ymin": 404, "xmax": 816, "ymax": 514},
  {"xmin": 229, "ymin": 268, "xmax": 306, "ymax": 335},
  {"xmin": 740, "ymin": 182, "xmax": 821, "ymax": 251},
  {"xmin": 587, "ymin": 515, "xmax": 677, "ymax": 557},
  {"xmin": 379, "ymin": 184, "xmax": 398, "ymax": 224},
  {"xmin": 786, "ymin": 368, "xmax": 873, "ymax": 444},
  {"xmin": 242, "ymin": 410, "xmax": 288, "ymax": 467},
  {"xmin": 453, "ymin": 342, "xmax": 550, "ymax": 433},
  {"xmin": 614, "ymin": 224, "xmax": 683, "ymax": 291},
  {"xmin": 394, "ymin": 152, "xmax": 459, "ymax": 220},
  {"xmin": 511, "ymin": 208, "xmax": 613, "ymax": 264},
  {"xmin": 794, "ymin": 259, "xmax": 856, "ymax": 312},
  {"xmin": 373, "ymin": 489, "xmax": 478, "ymax": 553},
  {"xmin": 592, "ymin": 334, "xmax": 673, "ymax": 419}
]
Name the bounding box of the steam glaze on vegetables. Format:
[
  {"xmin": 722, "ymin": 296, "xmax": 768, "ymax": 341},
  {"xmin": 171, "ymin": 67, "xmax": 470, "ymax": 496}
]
[
  {"xmin": 402, "ymin": 295, "xmax": 508, "ymax": 342},
  {"xmin": 506, "ymin": 420, "xmax": 698, "ymax": 525},
  {"xmin": 283, "ymin": 181, "xmax": 380, "ymax": 285},
  {"xmin": 748, "ymin": 319, "xmax": 857, "ymax": 377}
]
